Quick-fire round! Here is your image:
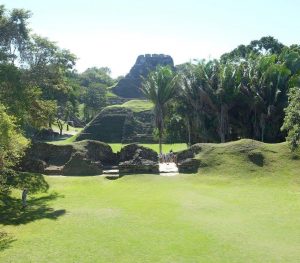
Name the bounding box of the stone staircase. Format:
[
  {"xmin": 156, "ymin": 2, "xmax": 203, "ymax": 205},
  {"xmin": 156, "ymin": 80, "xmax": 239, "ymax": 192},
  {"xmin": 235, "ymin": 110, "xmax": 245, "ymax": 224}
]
[
  {"xmin": 43, "ymin": 163, "xmax": 179, "ymax": 177},
  {"xmin": 44, "ymin": 165, "xmax": 64, "ymax": 175}
]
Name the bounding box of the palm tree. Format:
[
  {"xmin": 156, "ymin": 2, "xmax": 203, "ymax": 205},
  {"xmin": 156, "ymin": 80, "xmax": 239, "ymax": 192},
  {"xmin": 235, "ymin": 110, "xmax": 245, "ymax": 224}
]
[
  {"xmin": 179, "ymin": 62, "xmax": 215, "ymax": 145},
  {"xmin": 141, "ymin": 66, "xmax": 178, "ymax": 154}
]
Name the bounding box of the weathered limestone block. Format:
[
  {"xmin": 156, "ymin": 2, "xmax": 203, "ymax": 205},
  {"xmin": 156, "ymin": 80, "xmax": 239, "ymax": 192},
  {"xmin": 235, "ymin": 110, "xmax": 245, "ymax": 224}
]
[
  {"xmin": 24, "ymin": 142, "xmax": 74, "ymax": 166},
  {"xmin": 176, "ymin": 144, "xmax": 202, "ymax": 163},
  {"xmin": 118, "ymin": 144, "xmax": 159, "ymax": 175},
  {"xmin": 19, "ymin": 140, "xmax": 117, "ymax": 174},
  {"xmin": 79, "ymin": 140, "xmax": 117, "ymax": 165},
  {"xmin": 19, "ymin": 158, "xmax": 47, "ymax": 173},
  {"xmin": 62, "ymin": 153, "xmax": 103, "ymax": 176},
  {"xmin": 119, "ymin": 144, "xmax": 158, "ymax": 162},
  {"xmin": 119, "ymin": 158, "xmax": 159, "ymax": 175},
  {"xmin": 177, "ymin": 158, "xmax": 201, "ymax": 173}
]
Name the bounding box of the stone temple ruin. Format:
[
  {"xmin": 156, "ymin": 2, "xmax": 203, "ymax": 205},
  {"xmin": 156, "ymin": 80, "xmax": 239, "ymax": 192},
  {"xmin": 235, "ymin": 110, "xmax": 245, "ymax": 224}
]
[
  {"xmin": 76, "ymin": 54, "xmax": 174, "ymax": 144},
  {"xmin": 113, "ymin": 54, "xmax": 174, "ymax": 98}
]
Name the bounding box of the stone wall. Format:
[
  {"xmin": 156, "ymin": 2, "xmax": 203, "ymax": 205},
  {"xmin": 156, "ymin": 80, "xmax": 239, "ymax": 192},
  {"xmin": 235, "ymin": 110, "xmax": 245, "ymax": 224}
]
[
  {"xmin": 118, "ymin": 144, "xmax": 159, "ymax": 175},
  {"xmin": 19, "ymin": 140, "xmax": 118, "ymax": 175}
]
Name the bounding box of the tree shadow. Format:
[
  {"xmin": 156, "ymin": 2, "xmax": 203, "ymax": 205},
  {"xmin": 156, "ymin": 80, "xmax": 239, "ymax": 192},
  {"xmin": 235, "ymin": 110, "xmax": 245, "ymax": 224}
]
[
  {"xmin": 9, "ymin": 172, "xmax": 49, "ymax": 194},
  {"xmin": 0, "ymin": 231, "xmax": 16, "ymax": 251},
  {"xmin": 0, "ymin": 192, "xmax": 66, "ymax": 225}
]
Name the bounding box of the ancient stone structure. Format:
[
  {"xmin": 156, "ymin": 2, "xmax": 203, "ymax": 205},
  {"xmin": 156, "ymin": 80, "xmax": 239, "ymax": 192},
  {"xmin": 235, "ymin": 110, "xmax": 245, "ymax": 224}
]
[
  {"xmin": 113, "ymin": 54, "xmax": 174, "ymax": 98},
  {"xmin": 62, "ymin": 153, "xmax": 103, "ymax": 176},
  {"xmin": 176, "ymin": 144, "xmax": 202, "ymax": 173},
  {"xmin": 119, "ymin": 144, "xmax": 158, "ymax": 162},
  {"xmin": 19, "ymin": 140, "xmax": 117, "ymax": 175},
  {"xmin": 76, "ymin": 107, "xmax": 155, "ymax": 143},
  {"xmin": 118, "ymin": 144, "xmax": 159, "ymax": 175},
  {"xmin": 19, "ymin": 141, "xmax": 162, "ymax": 176},
  {"xmin": 177, "ymin": 158, "xmax": 201, "ymax": 173}
]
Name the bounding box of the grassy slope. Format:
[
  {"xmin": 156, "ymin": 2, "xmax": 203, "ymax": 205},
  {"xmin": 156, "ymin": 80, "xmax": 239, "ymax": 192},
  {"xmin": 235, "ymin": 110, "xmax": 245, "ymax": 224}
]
[
  {"xmin": 106, "ymin": 99, "xmax": 153, "ymax": 113},
  {"xmin": 1, "ymin": 140, "xmax": 300, "ymax": 262}
]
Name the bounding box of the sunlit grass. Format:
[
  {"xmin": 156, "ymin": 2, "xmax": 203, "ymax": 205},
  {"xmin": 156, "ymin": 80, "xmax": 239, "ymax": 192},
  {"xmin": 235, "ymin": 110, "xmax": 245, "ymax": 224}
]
[
  {"xmin": 2, "ymin": 140, "xmax": 299, "ymax": 262},
  {"xmin": 105, "ymin": 99, "xmax": 153, "ymax": 113}
]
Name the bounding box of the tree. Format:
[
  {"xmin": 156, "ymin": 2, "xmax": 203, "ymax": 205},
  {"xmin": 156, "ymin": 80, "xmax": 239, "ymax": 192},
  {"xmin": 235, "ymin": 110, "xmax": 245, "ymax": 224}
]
[
  {"xmin": 0, "ymin": 104, "xmax": 28, "ymax": 194},
  {"xmin": 23, "ymin": 35, "xmax": 78, "ymax": 129},
  {"xmin": 0, "ymin": 5, "xmax": 31, "ymax": 63},
  {"xmin": 141, "ymin": 66, "xmax": 178, "ymax": 154},
  {"xmin": 282, "ymin": 86, "xmax": 300, "ymax": 151},
  {"xmin": 0, "ymin": 63, "xmax": 57, "ymax": 131},
  {"xmin": 178, "ymin": 62, "xmax": 216, "ymax": 144},
  {"xmin": 221, "ymin": 36, "xmax": 285, "ymax": 63},
  {"xmin": 83, "ymin": 83, "xmax": 107, "ymax": 121},
  {"xmin": 80, "ymin": 67, "xmax": 114, "ymax": 87}
]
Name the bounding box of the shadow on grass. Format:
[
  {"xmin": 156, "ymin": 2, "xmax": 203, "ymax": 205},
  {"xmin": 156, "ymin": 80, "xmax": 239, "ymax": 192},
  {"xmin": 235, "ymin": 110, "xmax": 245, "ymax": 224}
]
[
  {"xmin": 10, "ymin": 172, "xmax": 49, "ymax": 193},
  {"xmin": 0, "ymin": 192, "xmax": 66, "ymax": 225},
  {"xmin": 0, "ymin": 231, "xmax": 16, "ymax": 251}
]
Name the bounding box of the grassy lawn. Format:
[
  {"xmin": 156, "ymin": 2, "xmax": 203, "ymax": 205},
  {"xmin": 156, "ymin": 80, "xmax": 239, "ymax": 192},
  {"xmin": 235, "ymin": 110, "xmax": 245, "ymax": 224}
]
[
  {"xmin": 51, "ymin": 123, "xmax": 83, "ymax": 134},
  {"xmin": 1, "ymin": 140, "xmax": 300, "ymax": 262}
]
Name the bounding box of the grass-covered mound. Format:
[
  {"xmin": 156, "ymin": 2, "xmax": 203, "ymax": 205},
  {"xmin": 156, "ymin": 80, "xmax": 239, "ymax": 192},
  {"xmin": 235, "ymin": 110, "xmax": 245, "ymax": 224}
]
[{"xmin": 184, "ymin": 139, "xmax": 300, "ymax": 176}]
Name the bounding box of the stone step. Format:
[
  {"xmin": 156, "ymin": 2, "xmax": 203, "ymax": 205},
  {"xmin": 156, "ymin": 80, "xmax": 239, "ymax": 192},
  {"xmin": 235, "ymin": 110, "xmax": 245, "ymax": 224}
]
[
  {"xmin": 159, "ymin": 163, "xmax": 179, "ymax": 174},
  {"xmin": 103, "ymin": 169, "xmax": 119, "ymax": 175},
  {"xmin": 44, "ymin": 165, "xmax": 64, "ymax": 175},
  {"xmin": 103, "ymin": 165, "xmax": 118, "ymax": 170}
]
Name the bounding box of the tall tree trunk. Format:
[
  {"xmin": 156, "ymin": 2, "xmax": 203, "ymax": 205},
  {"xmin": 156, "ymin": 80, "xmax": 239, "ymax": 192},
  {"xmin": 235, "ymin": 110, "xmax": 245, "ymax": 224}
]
[
  {"xmin": 260, "ymin": 114, "xmax": 266, "ymax": 142},
  {"xmin": 185, "ymin": 117, "xmax": 191, "ymax": 148},
  {"xmin": 219, "ymin": 104, "xmax": 227, "ymax": 143},
  {"xmin": 253, "ymin": 107, "xmax": 257, "ymax": 139},
  {"xmin": 159, "ymin": 130, "xmax": 162, "ymax": 154},
  {"xmin": 57, "ymin": 120, "xmax": 63, "ymax": 136},
  {"xmin": 188, "ymin": 122, "xmax": 191, "ymax": 148}
]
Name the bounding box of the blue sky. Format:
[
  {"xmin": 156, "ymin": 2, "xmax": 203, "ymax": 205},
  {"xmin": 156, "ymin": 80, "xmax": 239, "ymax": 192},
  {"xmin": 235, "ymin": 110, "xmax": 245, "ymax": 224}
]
[{"xmin": 2, "ymin": 0, "xmax": 300, "ymax": 77}]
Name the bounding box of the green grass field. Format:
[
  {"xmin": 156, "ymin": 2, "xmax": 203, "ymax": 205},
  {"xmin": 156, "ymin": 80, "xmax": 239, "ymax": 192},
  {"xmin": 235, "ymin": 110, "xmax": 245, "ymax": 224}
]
[
  {"xmin": 51, "ymin": 123, "xmax": 83, "ymax": 134},
  {"xmin": 1, "ymin": 140, "xmax": 300, "ymax": 262}
]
